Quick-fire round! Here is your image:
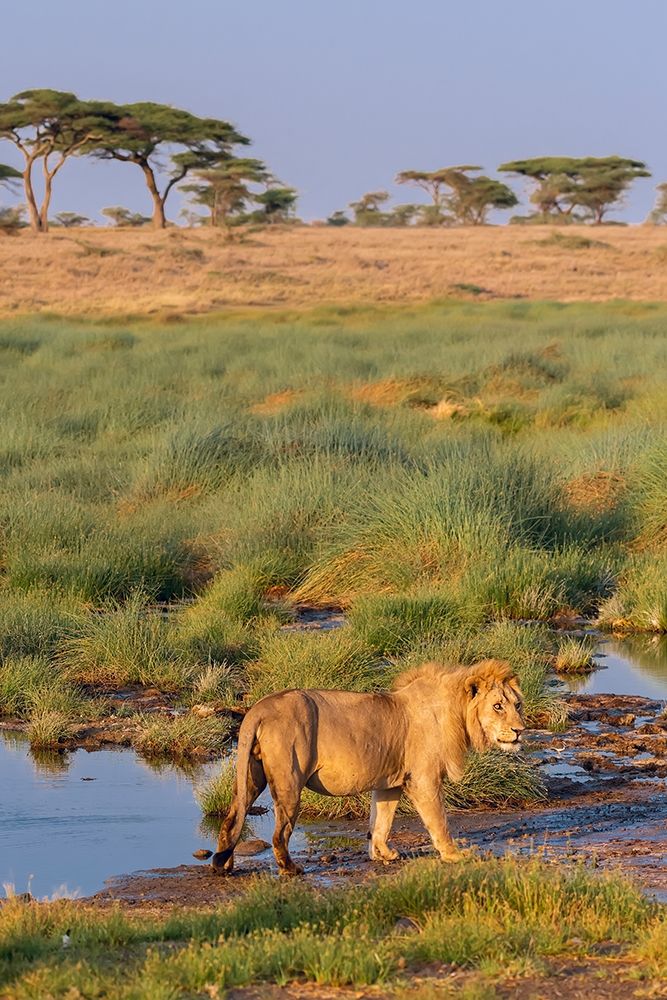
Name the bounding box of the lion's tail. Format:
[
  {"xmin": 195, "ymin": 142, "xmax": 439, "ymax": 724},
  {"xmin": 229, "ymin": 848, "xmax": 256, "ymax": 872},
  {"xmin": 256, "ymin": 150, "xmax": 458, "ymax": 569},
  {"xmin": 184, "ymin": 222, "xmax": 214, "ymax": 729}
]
[{"xmin": 210, "ymin": 712, "xmax": 259, "ymax": 872}]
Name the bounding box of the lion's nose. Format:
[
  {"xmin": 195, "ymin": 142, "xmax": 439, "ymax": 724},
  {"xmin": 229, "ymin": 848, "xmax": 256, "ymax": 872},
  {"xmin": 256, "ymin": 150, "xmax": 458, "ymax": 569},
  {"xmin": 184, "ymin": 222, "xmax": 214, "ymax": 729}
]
[{"xmin": 512, "ymin": 726, "xmax": 524, "ymax": 736}]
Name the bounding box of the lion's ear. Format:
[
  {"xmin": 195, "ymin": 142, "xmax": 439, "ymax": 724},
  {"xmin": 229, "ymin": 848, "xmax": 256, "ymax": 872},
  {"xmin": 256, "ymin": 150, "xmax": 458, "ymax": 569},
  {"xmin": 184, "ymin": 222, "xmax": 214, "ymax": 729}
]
[{"xmin": 464, "ymin": 675, "xmax": 479, "ymax": 699}]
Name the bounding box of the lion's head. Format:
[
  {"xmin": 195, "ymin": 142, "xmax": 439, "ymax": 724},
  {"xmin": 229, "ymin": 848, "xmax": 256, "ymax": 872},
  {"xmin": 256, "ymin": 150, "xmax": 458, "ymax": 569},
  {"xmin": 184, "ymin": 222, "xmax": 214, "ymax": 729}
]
[{"xmin": 463, "ymin": 659, "xmax": 525, "ymax": 752}]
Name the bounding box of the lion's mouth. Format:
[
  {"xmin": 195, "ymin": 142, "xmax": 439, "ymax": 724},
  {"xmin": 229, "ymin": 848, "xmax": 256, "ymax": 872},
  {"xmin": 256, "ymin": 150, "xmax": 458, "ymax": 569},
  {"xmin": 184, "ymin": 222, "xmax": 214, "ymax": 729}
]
[{"xmin": 495, "ymin": 736, "xmax": 521, "ymax": 750}]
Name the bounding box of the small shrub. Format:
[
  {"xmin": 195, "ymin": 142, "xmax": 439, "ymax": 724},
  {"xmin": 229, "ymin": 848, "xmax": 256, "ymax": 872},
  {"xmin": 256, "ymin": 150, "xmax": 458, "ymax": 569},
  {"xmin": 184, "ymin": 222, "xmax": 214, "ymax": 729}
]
[
  {"xmin": 189, "ymin": 663, "xmax": 242, "ymax": 705},
  {"xmin": 28, "ymin": 710, "xmax": 71, "ymax": 749},
  {"xmin": 554, "ymin": 636, "xmax": 596, "ymax": 673},
  {"xmin": 195, "ymin": 759, "xmax": 236, "ymax": 815},
  {"xmin": 135, "ymin": 713, "xmax": 232, "ymax": 758}
]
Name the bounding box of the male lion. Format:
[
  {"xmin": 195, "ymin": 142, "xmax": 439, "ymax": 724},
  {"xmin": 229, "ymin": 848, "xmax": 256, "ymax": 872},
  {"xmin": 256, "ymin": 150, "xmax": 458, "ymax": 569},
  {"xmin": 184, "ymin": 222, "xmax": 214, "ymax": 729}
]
[{"xmin": 201, "ymin": 658, "xmax": 525, "ymax": 875}]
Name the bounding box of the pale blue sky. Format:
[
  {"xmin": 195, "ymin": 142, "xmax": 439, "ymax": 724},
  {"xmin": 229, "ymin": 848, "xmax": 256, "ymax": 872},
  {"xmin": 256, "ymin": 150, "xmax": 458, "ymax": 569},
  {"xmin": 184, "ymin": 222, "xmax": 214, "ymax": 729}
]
[{"xmin": 1, "ymin": 0, "xmax": 664, "ymax": 223}]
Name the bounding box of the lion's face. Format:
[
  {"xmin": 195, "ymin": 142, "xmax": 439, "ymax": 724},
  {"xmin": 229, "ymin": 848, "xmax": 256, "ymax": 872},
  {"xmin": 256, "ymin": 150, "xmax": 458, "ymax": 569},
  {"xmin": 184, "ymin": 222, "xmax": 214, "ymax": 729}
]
[{"xmin": 466, "ymin": 667, "xmax": 526, "ymax": 752}]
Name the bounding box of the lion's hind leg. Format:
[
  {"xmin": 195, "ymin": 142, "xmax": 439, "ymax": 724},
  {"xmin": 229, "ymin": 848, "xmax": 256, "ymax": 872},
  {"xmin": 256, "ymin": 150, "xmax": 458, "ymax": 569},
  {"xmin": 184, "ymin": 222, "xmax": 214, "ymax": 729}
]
[
  {"xmin": 369, "ymin": 787, "xmax": 402, "ymax": 862},
  {"xmin": 212, "ymin": 756, "xmax": 266, "ymax": 874},
  {"xmin": 266, "ymin": 776, "xmax": 304, "ymax": 876}
]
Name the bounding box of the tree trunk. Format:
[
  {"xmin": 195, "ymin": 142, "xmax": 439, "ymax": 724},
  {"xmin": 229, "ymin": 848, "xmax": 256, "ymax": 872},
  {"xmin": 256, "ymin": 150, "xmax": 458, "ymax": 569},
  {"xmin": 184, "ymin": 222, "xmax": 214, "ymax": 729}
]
[
  {"xmin": 39, "ymin": 169, "xmax": 53, "ymax": 233},
  {"xmin": 22, "ymin": 160, "xmax": 43, "ymax": 233},
  {"xmin": 141, "ymin": 161, "xmax": 167, "ymax": 229}
]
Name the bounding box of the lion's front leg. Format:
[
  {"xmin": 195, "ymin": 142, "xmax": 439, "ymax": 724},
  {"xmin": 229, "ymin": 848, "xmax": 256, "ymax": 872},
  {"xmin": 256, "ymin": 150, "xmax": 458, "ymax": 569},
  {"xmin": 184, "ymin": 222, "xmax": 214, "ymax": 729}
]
[
  {"xmin": 368, "ymin": 787, "xmax": 402, "ymax": 862},
  {"xmin": 405, "ymin": 776, "xmax": 462, "ymax": 862}
]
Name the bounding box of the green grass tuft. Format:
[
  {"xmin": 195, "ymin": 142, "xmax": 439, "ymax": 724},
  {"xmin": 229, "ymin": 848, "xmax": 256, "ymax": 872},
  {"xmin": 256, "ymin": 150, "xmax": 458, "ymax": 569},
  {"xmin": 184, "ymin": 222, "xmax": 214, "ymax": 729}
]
[{"xmin": 134, "ymin": 712, "xmax": 233, "ymax": 758}]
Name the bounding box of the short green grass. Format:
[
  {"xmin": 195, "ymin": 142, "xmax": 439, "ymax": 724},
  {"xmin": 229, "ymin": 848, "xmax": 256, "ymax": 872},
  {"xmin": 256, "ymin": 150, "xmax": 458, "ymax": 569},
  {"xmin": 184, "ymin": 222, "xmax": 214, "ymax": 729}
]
[{"xmin": 1, "ymin": 858, "xmax": 664, "ymax": 996}]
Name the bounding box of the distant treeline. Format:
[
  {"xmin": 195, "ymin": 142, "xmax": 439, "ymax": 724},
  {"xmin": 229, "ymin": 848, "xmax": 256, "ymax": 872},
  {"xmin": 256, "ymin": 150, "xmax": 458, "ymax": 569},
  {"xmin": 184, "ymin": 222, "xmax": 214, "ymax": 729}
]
[{"xmin": 1, "ymin": 89, "xmax": 666, "ymax": 233}]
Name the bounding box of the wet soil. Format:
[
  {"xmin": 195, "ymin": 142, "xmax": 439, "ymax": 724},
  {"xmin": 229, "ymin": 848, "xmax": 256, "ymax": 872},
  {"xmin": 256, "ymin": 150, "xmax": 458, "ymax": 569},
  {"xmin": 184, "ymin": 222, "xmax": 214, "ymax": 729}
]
[
  {"xmin": 219, "ymin": 963, "xmax": 662, "ymax": 1000},
  {"xmin": 88, "ymin": 691, "xmax": 667, "ymax": 909}
]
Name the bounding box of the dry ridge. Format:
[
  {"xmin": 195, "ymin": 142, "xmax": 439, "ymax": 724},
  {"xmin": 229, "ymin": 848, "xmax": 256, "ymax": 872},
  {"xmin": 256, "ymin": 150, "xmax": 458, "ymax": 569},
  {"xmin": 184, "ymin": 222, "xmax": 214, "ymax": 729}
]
[{"xmin": 1, "ymin": 224, "xmax": 667, "ymax": 318}]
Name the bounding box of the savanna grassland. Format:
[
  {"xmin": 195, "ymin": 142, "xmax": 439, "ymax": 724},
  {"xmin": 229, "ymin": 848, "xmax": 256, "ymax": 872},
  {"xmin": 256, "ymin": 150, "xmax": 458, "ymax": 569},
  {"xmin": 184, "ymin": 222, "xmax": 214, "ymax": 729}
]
[
  {"xmin": 0, "ymin": 298, "xmax": 665, "ymax": 748},
  {"xmin": 1, "ymin": 297, "xmax": 666, "ymax": 997},
  {"xmin": 3, "ymin": 225, "xmax": 667, "ymax": 317}
]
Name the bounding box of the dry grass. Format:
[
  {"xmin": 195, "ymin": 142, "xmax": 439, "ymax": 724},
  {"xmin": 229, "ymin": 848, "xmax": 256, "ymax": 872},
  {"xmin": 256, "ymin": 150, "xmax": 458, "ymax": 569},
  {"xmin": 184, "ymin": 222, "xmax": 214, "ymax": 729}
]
[{"xmin": 3, "ymin": 225, "xmax": 667, "ymax": 317}]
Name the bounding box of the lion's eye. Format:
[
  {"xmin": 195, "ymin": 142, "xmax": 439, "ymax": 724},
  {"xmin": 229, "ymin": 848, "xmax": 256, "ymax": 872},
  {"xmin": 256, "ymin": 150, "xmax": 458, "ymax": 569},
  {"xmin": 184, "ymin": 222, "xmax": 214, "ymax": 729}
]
[{"xmin": 493, "ymin": 703, "xmax": 503, "ymax": 712}]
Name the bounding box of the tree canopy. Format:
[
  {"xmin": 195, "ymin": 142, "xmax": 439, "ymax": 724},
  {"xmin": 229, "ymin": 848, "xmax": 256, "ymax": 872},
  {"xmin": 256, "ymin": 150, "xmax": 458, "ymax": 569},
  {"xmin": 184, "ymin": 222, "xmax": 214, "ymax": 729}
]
[
  {"xmin": 0, "ymin": 163, "xmax": 21, "ymax": 187},
  {"xmin": 499, "ymin": 156, "xmax": 650, "ymax": 223},
  {"xmin": 181, "ymin": 158, "xmax": 268, "ymax": 230},
  {"xmin": 349, "ymin": 191, "xmax": 391, "ymax": 225},
  {"xmin": 87, "ymin": 102, "xmax": 250, "ymax": 228},
  {"xmin": 0, "ymin": 89, "xmax": 115, "ymax": 231},
  {"xmin": 397, "ymin": 166, "xmax": 517, "ymax": 224}
]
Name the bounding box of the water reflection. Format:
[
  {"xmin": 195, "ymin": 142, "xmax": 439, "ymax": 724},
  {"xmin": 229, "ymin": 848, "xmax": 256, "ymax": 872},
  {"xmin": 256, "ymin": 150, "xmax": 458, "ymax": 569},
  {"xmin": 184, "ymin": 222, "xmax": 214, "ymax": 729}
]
[
  {"xmin": 0, "ymin": 734, "xmax": 218, "ymax": 900},
  {"xmin": 562, "ymin": 636, "xmax": 667, "ymax": 700}
]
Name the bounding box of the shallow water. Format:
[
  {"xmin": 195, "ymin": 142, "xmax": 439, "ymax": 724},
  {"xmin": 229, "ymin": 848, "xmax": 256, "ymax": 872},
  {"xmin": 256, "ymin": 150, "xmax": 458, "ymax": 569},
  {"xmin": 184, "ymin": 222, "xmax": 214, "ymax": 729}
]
[
  {"xmin": 0, "ymin": 738, "xmax": 221, "ymax": 899},
  {"xmin": 563, "ymin": 636, "xmax": 667, "ymax": 700},
  {"xmin": 1, "ymin": 635, "xmax": 665, "ymax": 900}
]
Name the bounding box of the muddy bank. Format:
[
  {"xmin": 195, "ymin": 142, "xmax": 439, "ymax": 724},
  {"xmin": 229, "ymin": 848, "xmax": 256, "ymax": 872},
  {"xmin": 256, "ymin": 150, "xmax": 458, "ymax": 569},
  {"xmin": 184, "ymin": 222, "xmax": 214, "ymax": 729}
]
[{"xmin": 88, "ymin": 691, "xmax": 667, "ymax": 908}]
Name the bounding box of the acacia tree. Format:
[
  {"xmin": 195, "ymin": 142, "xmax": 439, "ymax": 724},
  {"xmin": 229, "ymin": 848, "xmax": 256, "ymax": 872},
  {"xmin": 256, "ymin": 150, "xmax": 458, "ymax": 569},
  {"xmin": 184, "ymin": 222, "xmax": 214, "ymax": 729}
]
[
  {"xmin": 397, "ymin": 166, "xmax": 516, "ymax": 225},
  {"xmin": 181, "ymin": 157, "xmax": 268, "ymax": 231},
  {"xmin": 499, "ymin": 156, "xmax": 650, "ymax": 223},
  {"xmin": 102, "ymin": 206, "xmax": 151, "ymax": 227},
  {"xmin": 252, "ymin": 185, "xmax": 298, "ymax": 224},
  {"xmin": 449, "ymin": 175, "xmax": 517, "ymax": 224},
  {"xmin": 396, "ymin": 167, "xmax": 478, "ymax": 223},
  {"xmin": 349, "ymin": 190, "xmax": 391, "ymax": 225},
  {"xmin": 88, "ymin": 103, "xmax": 250, "ymax": 229},
  {"xmin": 0, "ymin": 90, "xmax": 112, "ymax": 232}
]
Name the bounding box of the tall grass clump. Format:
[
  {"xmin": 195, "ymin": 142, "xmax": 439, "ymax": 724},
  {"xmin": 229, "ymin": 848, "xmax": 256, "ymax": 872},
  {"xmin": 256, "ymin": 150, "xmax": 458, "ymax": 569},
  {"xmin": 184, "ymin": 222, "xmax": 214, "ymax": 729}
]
[
  {"xmin": 130, "ymin": 417, "xmax": 262, "ymax": 498},
  {"xmin": 0, "ymin": 656, "xmax": 86, "ymax": 720},
  {"xmin": 348, "ymin": 591, "xmax": 475, "ymax": 655},
  {"xmin": 293, "ymin": 441, "xmax": 568, "ymax": 608},
  {"xmin": 188, "ymin": 663, "xmax": 242, "ymax": 706},
  {"xmin": 597, "ymin": 552, "xmax": 667, "ymax": 633},
  {"xmin": 195, "ymin": 758, "xmax": 236, "ymax": 815},
  {"xmin": 174, "ymin": 563, "xmax": 285, "ymax": 666},
  {"xmin": 206, "ymin": 458, "xmax": 365, "ymax": 584},
  {"xmin": 0, "ymin": 589, "xmax": 77, "ymax": 659},
  {"xmin": 554, "ymin": 636, "xmax": 596, "ymax": 673},
  {"xmin": 59, "ymin": 590, "xmax": 194, "ymax": 689},
  {"xmin": 27, "ymin": 710, "xmax": 71, "ymax": 750},
  {"xmin": 629, "ymin": 437, "xmax": 667, "ymax": 548},
  {"xmin": 134, "ymin": 713, "xmax": 233, "ymax": 758},
  {"xmin": 4, "ymin": 502, "xmax": 198, "ymax": 601},
  {"xmin": 245, "ymin": 630, "xmax": 379, "ymax": 703}
]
